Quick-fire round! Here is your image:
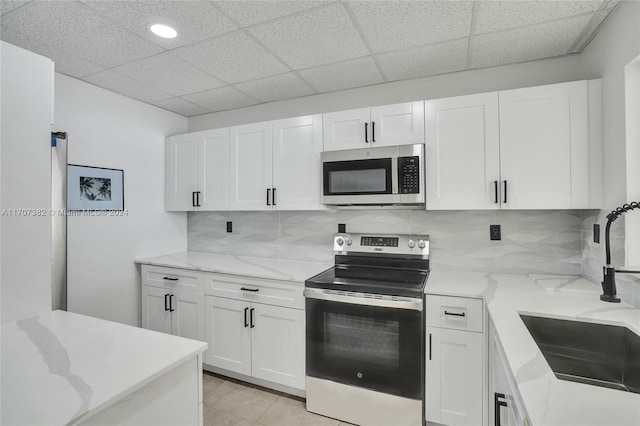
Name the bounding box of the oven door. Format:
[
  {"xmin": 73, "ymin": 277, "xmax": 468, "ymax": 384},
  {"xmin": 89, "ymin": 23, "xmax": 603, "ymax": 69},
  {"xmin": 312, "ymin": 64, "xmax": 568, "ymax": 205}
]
[{"xmin": 305, "ymin": 291, "xmax": 424, "ymax": 400}]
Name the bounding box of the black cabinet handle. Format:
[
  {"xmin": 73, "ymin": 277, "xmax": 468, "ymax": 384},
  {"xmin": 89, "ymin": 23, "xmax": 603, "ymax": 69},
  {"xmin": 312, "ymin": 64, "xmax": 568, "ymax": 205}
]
[
  {"xmin": 250, "ymin": 308, "xmax": 255, "ymax": 328},
  {"xmin": 244, "ymin": 307, "xmax": 249, "ymax": 328},
  {"xmin": 371, "ymin": 121, "xmax": 375, "ymax": 143},
  {"xmin": 503, "ymin": 180, "xmax": 508, "ymax": 204},
  {"xmin": 192, "ymin": 191, "xmax": 197, "ymax": 207},
  {"xmin": 164, "ymin": 294, "xmax": 170, "ymax": 311},
  {"xmin": 494, "ymin": 393, "xmax": 507, "ymax": 426},
  {"xmin": 272, "ymin": 188, "xmax": 276, "ymax": 206},
  {"xmin": 163, "ymin": 276, "xmax": 179, "ymax": 281},
  {"xmin": 444, "ymin": 310, "xmax": 466, "ymax": 317},
  {"xmin": 196, "ymin": 191, "xmax": 201, "ymax": 207},
  {"xmin": 364, "ymin": 122, "xmax": 368, "ymax": 143},
  {"xmin": 169, "ymin": 294, "xmax": 175, "ymax": 312},
  {"xmin": 494, "ymin": 181, "xmax": 499, "ymax": 204},
  {"xmin": 266, "ymin": 188, "xmax": 271, "ymax": 206},
  {"xmin": 428, "ymin": 333, "xmax": 432, "ymax": 360},
  {"xmin": 241, "ymin": 287, "xmax": 260, "ymax": 292}
]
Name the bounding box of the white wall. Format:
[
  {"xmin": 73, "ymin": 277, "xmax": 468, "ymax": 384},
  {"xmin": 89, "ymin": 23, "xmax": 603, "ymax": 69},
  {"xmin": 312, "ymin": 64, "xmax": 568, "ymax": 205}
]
[
  {"xmin": 190, "ymin": 54, "xmax": 594, "ymax": 131},
  {"xmin": 1, "ymin": 42, "xmax": 53, "ymax": 323},
  {"xmin": 580, "ymin": 0, "xmax": 640, "ymax": 208},
  {"xmin": 55, "ymin": 74, "xmax": 188, "ymax": 326}
]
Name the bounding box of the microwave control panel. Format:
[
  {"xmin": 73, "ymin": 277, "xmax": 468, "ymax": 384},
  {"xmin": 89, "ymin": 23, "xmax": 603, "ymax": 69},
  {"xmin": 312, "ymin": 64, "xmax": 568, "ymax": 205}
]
[{"xmin": 398, "ymin": 156, "xmax": 420, "ymax": 194}]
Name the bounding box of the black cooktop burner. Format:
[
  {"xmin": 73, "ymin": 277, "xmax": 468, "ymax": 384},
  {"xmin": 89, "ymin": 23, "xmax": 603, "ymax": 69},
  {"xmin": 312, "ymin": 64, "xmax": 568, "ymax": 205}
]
[{"xmin": 306, "ymin": 264, "xmax": 429, "ymax": 298}]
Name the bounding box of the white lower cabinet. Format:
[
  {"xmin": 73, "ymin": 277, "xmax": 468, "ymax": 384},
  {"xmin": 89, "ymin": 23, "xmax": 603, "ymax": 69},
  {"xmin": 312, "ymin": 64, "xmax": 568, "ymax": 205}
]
[
  {"xmin": 426, "ymin": 295, "xmax": 486, "ymax": 426},
  {"xmin": 141, "ymin": 285, "xmax": 205, "ymax": 342},
  {"xmin": 489, "ymin": 319, "xmax": 528, "ymax": 426},
  {"xmin": 204, "ymin": 295, "xmax": 305, "ymax": 390}
]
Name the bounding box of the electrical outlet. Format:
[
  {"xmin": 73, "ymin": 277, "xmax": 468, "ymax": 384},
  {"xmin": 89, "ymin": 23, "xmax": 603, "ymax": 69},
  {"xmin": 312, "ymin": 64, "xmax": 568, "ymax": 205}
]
[
  {"xmin": 338, "ymin": 223, "xmax": 346, "ymax": 233},
  {"xmin": 490, "ymin": 225, "xmax": 501, "ymax": 241},
  {"xmin": 594, "ymin": 224, "xmax": 600, "ymax": 243},
  {"xmin": 226, "ymin": 221, "xmax": 232, "ymax": 233}
]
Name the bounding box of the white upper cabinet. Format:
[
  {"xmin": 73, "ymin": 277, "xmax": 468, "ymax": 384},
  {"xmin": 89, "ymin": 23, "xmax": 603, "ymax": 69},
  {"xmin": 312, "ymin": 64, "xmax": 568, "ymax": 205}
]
[
  {"xmin": 426, "ymin": 80, "xmax": 600, "ymax": 210},
  {"xmin": 165, "ymin": 132, "xmax": 199, "ymax": 211},
  {"xmin": 323, "ymin": 102, "xmax": 425, "ymax": 151},
  {"xmin": 166, "ymin": 129, "xmax": 230, "ymax": 211},
  {"xmin": 272, "ymin": 115, "xmax": 323, "ymax": 210},
  {"xmin": 323, "ymin": 107, "xmax": 369, "ymax": 151},
  {"xmin": 229, "ymin": 121, "xmax": 274, "ymax": 210},
  {"xmin": 499, "ymin": 81, "xmax": 590, "ymax": 209},
  {"xmin": 426, "ymin": 93, "xmax": 500, "ymax": 210},
  {"xmin": 199, "ymin": 128, "xmax": 230, "ymax": 210}
]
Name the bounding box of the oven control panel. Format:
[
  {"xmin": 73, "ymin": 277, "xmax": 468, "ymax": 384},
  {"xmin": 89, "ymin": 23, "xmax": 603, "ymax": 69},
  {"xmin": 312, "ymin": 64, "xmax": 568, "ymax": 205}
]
[{"xmin": 334, "ymin": 233, "xmax": 429, "ymax": 257}]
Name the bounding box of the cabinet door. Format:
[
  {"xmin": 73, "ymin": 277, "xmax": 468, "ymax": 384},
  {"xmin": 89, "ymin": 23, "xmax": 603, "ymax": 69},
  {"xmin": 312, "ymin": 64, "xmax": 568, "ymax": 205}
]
[
  {"xmin": 171, "ymin": 291, "xmax": 205, "ymax": 342},
  {"xmin": 229, "ymin": 122, "xmax": 273, "ymax": 210},
  {"xmin": 499, "ymin": 81, "xmax": 589, "ymax": 209},
  {"xmin": 251, "ymin": 304, "xmax": 305, "ymax": 390},
  {"xmin": 272, "ymin": 115, "xmax": 323, "ymax": 210},
  {"xmin": 370, "ymin": 101, "xmax": 424, "ymax": 147},
  {"xmin": 165, "ymin": 133, "xmax": 199, "ymax": 211},
  {"xmin": 426, "ymin": 327, "xmax": 484, "ymax": 426},
  {"xmin": 199, "ymin": 128, "xmax": 230, "ymax": 210},
  {"xmin": 426, "ymin": 93, "xmax": 500, "ymax": 210},
  {"xmin": 141, "ymin": 285, "xmax": 172, "ymax": 335},
  {"xmin": 204, "ymin": 296, "xmax": 251, "ymax": 376},
  {"xmin": 322, "ymin": 108, "xmax": 370, "ymax": 151}
]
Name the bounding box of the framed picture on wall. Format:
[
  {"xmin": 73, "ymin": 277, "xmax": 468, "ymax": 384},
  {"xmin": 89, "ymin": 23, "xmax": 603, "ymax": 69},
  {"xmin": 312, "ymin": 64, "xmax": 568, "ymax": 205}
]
[{"xmin": 67, "ymin": 164, "xmax": 124, "ymax": 211}]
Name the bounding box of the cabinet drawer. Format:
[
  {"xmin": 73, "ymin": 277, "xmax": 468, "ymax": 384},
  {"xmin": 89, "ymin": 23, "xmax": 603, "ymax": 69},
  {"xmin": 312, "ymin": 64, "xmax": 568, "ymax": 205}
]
[
  {"xmin": 141, "ymin": 265, "xmax": 203, "ymax": 293},
  {"xmin": 204, "ymin": 273, "xmax": 304, "ymax": 309},
  {"xmin": 426, "ymin": 294, "xmax": 483, "ymax": 332}
]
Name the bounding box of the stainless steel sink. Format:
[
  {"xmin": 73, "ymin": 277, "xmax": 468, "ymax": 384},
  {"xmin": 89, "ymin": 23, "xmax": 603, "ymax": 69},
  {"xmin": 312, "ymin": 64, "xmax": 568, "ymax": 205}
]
[{"xmin": 520, "ymin": 315, "xmax": 640, "ymax": 393}]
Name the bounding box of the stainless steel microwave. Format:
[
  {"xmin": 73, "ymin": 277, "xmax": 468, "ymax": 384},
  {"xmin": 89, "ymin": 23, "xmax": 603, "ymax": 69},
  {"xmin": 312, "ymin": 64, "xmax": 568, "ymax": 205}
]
[{"xmin": 321, "ymin": 144, "xmax": 425, "ymax": 206}]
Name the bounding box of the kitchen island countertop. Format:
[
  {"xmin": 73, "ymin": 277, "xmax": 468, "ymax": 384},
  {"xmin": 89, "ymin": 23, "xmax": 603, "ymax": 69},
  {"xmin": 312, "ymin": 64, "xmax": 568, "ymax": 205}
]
[
  {"xmin": 1, "ymin": 310, "xmax": 207, "ymax": 425},
  {"xmin": 426, "ymin": 270, "xmax": 640, "ymax": 426}
]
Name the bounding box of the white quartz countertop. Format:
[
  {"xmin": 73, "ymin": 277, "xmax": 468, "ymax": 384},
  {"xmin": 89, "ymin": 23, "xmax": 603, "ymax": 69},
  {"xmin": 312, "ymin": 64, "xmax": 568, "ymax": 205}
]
[
  {"xmin": 426, "ymin": 270, "xmax": 640, "ymax": 426},
  {"xmin": 1, "ymin": 310, "xmax": 207, "ymax": 426},
  {"xmin": 135, "ymin": 251, "xmax": 331, "ymax": 283}
]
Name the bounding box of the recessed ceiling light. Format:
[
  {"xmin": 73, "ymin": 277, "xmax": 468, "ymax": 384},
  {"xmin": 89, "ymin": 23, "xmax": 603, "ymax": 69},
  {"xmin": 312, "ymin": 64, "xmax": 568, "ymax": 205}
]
[{"xmin": 149, "ymin": 24, "xmax": 177, "ymax": 39}]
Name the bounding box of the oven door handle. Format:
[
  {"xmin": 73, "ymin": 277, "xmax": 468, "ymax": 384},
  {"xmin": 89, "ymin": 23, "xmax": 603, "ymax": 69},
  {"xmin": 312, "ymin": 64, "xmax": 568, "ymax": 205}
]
[{"xmin": 303, "ymin": 289, "xmax": 423, "ymax": 311}]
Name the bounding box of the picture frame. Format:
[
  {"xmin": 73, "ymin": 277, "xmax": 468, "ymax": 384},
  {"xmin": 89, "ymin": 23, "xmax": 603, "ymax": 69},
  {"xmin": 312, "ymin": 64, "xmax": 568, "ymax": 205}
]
[{"xmin": 67, "ymin": 164, "xmax": 124, "ymax": 211}]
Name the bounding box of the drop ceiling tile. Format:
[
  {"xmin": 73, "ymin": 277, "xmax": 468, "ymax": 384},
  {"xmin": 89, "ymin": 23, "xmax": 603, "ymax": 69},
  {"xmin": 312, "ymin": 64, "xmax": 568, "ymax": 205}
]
[
  {"xmin": 470, "ymin": 14, "xmax": 594, "ymax": 69},
  {"xmin": 234, "ymin": 73, "xmax": 315, "ymax": 103},
  {"xmin": 0, "ymin": 1, "xmax": 30, "ymax": 16},
  {"xmin": 298, "ymin": 57, "xmax": 384, "ymax": 92},
  {"xmin": 111, "ymin": 52, "xmax": 224, "ymax": 96},
  {"xmin": 347, "ymin": 1, "xmax": 474, "ymax": 53},
  {"xmin": 0, "ymin": 1, "xmax": 163, "ymax": 68},
  {"xmin": 152, "ymin": 97, "xmax": 210, "ymax": 117},
  {"xmin": 377, "ymin": 39, "xmax": 469, "ymax": 81},
  {"xmin": 183, "ymin": 86, "xmax": 258, "ymax": 112},
  {"xmin": 1, "ymin": 27, "xmax": 105, "ymax": 77},
  {"xmin": 81, "ymin": 0, "xmax": 236, "ymax": 50},
  {"xmin": 84, "ymin": 70, "xmax": 171, "ymax": 104},
  {"xmin": 475, "ymin": 0, "xmax": 604, "ymax": 34},
  {"xmin": 173, "ymin": 32, "xmax": 288, "ymax": 84},
  {"xmin": 215, "ymin": 0, "xmax": 330, "ymax": 27},
  {"xmin": 249, "ymin": 3, "xmax": 369, "ymax": 69}
]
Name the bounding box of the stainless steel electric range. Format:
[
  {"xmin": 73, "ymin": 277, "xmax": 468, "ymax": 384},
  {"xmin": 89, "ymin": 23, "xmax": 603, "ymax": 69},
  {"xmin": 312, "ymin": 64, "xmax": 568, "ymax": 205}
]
[{"xmin": 304, "ymin": 233, "xmax": 429, "ymax": 426}]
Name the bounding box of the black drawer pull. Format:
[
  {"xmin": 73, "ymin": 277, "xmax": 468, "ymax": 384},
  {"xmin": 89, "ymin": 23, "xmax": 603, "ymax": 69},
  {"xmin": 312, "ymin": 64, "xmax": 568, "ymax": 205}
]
[
  {"xmin": 371, "ymin": 121, "xmax": 375, "ymax": 143},
  {"xmin": 364, "ymin": 122, "xmax": 368, "ymax": 143},
  {"xmin": 169, "ymin": 294, "xmax": 175, "ymax": 312},
  {"xmin": 244, "ymin": 307, "xmax": 249, "ymax": 328},
  {"xmin": 164, "ymin": 294, "xmax": 170, "ymax": 311},
  {"xmin": 163, "ymin": 276, "xmax": 179, "ymax": 281},
  {"xmin": 494, "ymin": 180, "xmax": 499, "ymax": 204},
  {"xmin": 444, "ymin": 310, "xmax": 466, "ymax": 317},
  {"xmin": 250, "ymin": 308, "xmax": 255, "ymax": 328},
  {"xmin": 428, "ymin": 333, "xmax": 432, "ymax": 360},
  {"xmin": 241, "ymin": 287, "xmax": 260, "ymax": 292},
  {"xmin": 266, "ymin": 188, "xmax": 271, "ymax": 206}
]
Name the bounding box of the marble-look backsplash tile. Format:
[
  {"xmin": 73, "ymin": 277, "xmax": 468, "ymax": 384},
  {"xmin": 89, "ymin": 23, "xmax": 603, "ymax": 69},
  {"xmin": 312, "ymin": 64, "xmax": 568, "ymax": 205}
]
[{"xmin": 188, "ymin": 209, "xmax": 585, "ymax": 276}]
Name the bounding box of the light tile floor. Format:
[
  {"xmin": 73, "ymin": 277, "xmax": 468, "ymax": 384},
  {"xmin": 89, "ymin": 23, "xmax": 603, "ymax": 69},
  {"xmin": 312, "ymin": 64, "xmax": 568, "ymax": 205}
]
[{"xmin": 203, "ymin": 372, "xmax": 353, "ymax": 426}]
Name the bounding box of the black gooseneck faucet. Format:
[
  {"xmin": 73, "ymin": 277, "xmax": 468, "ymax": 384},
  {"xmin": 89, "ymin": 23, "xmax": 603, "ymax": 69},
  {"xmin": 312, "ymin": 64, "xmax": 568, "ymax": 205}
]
[{"xmin": 601, "ymin": 201, "xmax": 640, "ymax": 302}]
